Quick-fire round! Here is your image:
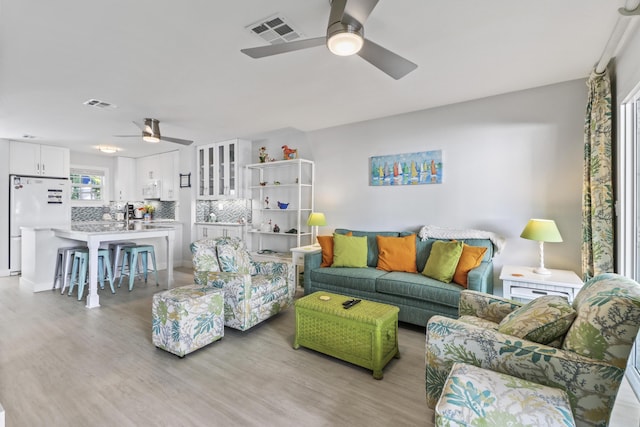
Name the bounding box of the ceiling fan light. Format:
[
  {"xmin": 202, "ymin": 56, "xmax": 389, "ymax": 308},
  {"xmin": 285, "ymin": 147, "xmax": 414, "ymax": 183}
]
[
  {"xmin": 143, "ymin": 118, "xmax": 161, "ymax": 143},
  {"xmin": 328, "ymin": 32, "xmax": 363, "ymax": 56}
]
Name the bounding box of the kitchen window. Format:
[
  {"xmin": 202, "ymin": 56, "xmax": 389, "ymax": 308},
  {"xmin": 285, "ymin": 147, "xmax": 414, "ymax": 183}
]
[{"xmin": 70, "ymin": 166, "xmax": 109, "ymax": 204}]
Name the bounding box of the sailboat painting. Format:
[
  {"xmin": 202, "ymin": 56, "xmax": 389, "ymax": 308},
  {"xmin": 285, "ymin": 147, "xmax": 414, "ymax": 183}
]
[{"xmin": 370, "ymin": 150, "xmax": 443, "ymax": 186}]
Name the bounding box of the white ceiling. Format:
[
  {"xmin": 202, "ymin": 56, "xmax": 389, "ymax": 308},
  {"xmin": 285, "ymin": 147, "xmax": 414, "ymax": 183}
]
[{"xmin": 0, "ymin": 0, "xmax": 630, "ymax": 158}]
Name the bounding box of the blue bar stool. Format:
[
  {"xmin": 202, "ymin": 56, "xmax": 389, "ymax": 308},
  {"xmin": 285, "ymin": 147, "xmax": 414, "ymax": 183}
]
[
  {"xmin": 69, "ymin": 248, "xmax": 115, "ymax": 300},
  {"xmin": 108, "ymin": 241, "xmax": 136, "ymax": 280},
  {"xmin": 53, "ymin": 246, "xmax": 87, "ymax": 294},
  {"xmin": 118, "ymin": 245, "xmax": 159, "ymax": 291}
]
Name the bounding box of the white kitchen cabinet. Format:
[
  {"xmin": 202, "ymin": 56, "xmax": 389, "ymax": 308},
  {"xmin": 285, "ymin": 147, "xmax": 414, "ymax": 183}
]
[
  {"xmin": 247, "ymin": 159, "xmax": 315, "ymax": 252},
  {"xmin": 113, "ymin": 157, "xmax": 136, "ymax": 201},
  {"xmin": 196, "ymin": 139, "xmax": 251, "ymax": 200},
  {"xmin": 160, "ymin": 151, "xmax": 179, "ymax": 201},
  {"xmin": 10, "ymin": 141, "xmax": 70, "ymax": 178},
  {"xmin": 196, "ymin": 223, "xmax": 246, "ymax": 240}
]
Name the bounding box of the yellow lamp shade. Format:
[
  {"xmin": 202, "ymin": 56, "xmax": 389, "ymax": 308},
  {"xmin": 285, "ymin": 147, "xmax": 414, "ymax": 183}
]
[
  {"xmin": 307, "ymin": 212, "xmax": 327, "ymax": 227},
  {"xmin": 520, "ymin": 219, "xmax": 563, "ymax": 243}
]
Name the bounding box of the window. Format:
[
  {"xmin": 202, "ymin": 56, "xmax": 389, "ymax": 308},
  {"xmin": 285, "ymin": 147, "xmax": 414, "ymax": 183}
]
[{"xmin": 70, "ymin": 166, "xmax": 108, "ymax": 203}]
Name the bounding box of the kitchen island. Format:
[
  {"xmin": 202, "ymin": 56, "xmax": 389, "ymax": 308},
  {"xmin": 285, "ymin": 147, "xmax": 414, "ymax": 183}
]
[{"xmin": 22, "ymin": 222, "xmax": 176, "ymax": 309}]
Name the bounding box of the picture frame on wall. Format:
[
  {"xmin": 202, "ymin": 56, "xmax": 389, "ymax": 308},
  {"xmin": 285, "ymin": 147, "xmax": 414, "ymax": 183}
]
[
  {"xmin": 180, "ymin": 173, "xmax": 191, "ymax": 188},
  {"xmin": 370, "ymin": 149, "xmax": 443, "ymax": 186}
]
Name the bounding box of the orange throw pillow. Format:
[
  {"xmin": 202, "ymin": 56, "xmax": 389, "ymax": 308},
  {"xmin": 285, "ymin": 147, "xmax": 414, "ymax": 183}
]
[
  {"xmin": 453, "ymin": 243, "xmax": 488, "ymax": 287},
  {"xmin": 317, "ymin": 232, "xmax": 352, "ymax": 267},
  {"xmin": 376, "ymin": 234, "xmax": 418, "ymax": 273}
]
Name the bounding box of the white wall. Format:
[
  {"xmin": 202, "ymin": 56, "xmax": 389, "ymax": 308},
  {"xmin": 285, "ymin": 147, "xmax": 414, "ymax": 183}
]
[
  {"xmin": 305, "ymin": 80, "xmax": 587, "ymax": 294},
  {"xmin": 0, "ymin": 140, "xmax": 10, "ymax": 276}
]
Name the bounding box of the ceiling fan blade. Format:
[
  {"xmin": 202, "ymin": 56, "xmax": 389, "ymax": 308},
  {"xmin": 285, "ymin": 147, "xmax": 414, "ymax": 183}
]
[
  {"xmin": 160, "ymin": 135, "xmax": 193, "ymax": 146},
  {"xmin": 241, "ymin": 37, "xmax": 326, "ymax": 59},
  {"xmin": 343, "ymin": 0, "xmax": 379, "ymax": 26},
  {"xmin": 132, "ymin": 121, "xmax": 146, "ymax": 132},
  {"xmin": 358, "ymin": 38, "xmax": 417, "ymax": 80}
]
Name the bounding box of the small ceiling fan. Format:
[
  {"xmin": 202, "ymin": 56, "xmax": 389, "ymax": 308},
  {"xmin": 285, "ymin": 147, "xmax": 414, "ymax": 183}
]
[
  {"xmin": 241, "ymin": 0, "xmax": 417, "ymax": 80},
  {"xmin": 117, "ymin": 118, "xmax": 193, "ymax": 146}
]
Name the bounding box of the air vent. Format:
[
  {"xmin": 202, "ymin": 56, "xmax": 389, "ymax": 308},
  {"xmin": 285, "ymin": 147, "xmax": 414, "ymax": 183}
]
[
  {"xmin": 83, "ymin": 99, "xmax": 117, "ymax": 109},
  {"xmin": 245, "ymin": 14, "xmax": 303, "ymax": 45}
]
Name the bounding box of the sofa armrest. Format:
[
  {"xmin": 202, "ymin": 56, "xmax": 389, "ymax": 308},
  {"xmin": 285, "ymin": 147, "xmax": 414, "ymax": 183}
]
[
  {"xmin": 466, "ymin": 261, "xmax": 493, "ymax": 294},
  {"xmin": 194, "ymin": 270, "xmax": 251, "ymax": 295},
  {"xmin": 459, "ymin": 290, "xmax": 523, "ymax": 323},
  {"xmin": 303, "ymin": 251, "xmax": 322, "ymax": 292},
  {"xmin": 425, "ymin": 315, "xmax": 625, "ymax": 427},
  {"xmin": 251, "ymin": 260, "xmax": 288, "ymax": 276}
]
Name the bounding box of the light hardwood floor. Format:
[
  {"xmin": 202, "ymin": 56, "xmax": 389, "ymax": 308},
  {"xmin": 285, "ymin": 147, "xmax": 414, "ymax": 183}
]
[{"xmin": 0, "ymin": 269, "xmax": 638, "ymax": 426}]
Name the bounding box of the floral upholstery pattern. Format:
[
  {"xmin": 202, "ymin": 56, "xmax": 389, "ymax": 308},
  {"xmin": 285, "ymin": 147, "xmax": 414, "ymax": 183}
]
[
  {"xmin": 190, "ymin": 239, "xmax": 221, "ymax": 272},
  {"xmin": 152, "ymin": 285, "xmax": 224, "ymax": 357},
  {"xmin": 436, "ymin": 362, "xmax": 575, "ymax": 427},
  {"xmin": 191, "ymin": 237, "xmax": 295, "ymax": 331},
  {"xmin": 426, "ymin": 273, "xmax": 640, "ymax": 427}
]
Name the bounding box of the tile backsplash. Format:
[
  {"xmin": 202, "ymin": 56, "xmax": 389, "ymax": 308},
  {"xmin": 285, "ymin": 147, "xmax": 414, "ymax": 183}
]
[
  {"xmin": 195, "ymin": 199, "xmax": 251, "ymax": 223},
  {"xmin": 72, "ymin": 201, "xmax": 176, "ymax": 222}
]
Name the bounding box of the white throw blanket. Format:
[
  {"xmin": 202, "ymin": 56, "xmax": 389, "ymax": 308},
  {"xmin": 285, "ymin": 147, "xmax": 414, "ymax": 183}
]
[{"xmin": 418, "ymin": 224, "xmax": 506, "ymax": 255}]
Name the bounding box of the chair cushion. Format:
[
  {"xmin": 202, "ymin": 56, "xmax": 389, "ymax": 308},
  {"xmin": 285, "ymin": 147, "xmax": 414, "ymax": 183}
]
[
  {"xmin": 375, "ymin": 272, "xmax": 462, "ymax": 308},
  {"xmin": 216, "ymin": 238, "xmax": 252, "ymax": 274},
  {"xmin": 498, "ymin": 295, "xmax": 576, "ymax": 345},
  {"xmin": 563, "ymin": 273, "xmax": 640, "ymax": 368},
  {"xmin": 190, "ymin": 239, "xmax": 221, "ymax": 272}
]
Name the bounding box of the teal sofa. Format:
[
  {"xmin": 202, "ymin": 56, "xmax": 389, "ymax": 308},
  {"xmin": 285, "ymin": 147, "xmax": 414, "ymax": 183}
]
[{"xmin": 303, "ymin": 229, "xmax": 494, "ymax": 326}]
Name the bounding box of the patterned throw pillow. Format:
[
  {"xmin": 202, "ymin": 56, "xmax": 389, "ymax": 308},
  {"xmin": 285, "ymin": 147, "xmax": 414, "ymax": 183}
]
[{"xmin": 498, "ymin": 295, "xmax": 576, "ymax": 345}]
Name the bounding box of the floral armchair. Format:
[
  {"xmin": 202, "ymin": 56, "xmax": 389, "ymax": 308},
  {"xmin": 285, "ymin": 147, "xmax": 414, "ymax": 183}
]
[
  {"xmin": 425, "ymin": 273, "xmax": 640, "ymax": 427},
  {"xmin": 190, "ymin": 237, "xmax": 295, "ymax": 331}
]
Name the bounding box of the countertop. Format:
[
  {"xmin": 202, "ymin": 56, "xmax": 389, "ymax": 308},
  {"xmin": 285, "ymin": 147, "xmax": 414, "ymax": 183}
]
[
  {"xmin": 194, "ymin": 222, "xmax": 247, "ymax": 226},
  {"xmin": 54, "ymin": 222, "xmax": 177, "ymax": 235}
]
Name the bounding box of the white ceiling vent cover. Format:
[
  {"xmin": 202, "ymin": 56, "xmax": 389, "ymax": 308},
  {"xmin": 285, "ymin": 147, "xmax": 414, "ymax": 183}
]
[
  {"xmin": 245, "ymin": 14, "xmax": 303, "ymax": 45},
  {"xmin": 83, "ymin": 99, "xmax": 116, "ymax": 109}
]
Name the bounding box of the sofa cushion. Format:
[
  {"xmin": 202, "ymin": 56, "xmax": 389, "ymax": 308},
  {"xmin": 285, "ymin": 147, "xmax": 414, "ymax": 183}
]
[
  {"xmin": 498, "ymin": 295, "xmax": 576, "ymax": 345},
  {"xmin": 376, "ymin": 234, "xmax": 418, "ymax": 273},
  {"xmin": 376, "ymin": 272, "xmax": 463, "ymax": 308},
  {"xmin": 317, "ymin": 232, "xmax": 352, "ymax": 267},
  {"xmin": 216, "ymin": 238, "xmax": 252, "ymax": 274},
  {"xmin": 335, "ymin": 229, "xmax": 400, "ymax": 267},
  {"xmin": 453, "ymin": 244, "xmax": 488, "ymax": 287},
  {"xmin": 422, "ymin": 240, "xmax": 463, "ymax": 283},
  {"xmin": 310, "ymin": 267, "xmax": 385, "ymax": 293},
  {"xmin": 332, "ymin": 234, "xmax": 368, "ymax": 268}
]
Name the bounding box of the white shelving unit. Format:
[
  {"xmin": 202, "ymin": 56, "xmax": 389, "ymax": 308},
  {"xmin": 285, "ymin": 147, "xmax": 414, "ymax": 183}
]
[{"xmin": 246, "ymin": 159, "xmax": 315, "ymax": 252}]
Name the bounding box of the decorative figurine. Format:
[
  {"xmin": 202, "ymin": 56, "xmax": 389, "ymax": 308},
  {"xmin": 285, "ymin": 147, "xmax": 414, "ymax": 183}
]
[
  {"xmin": 282, "ymin": 145, "xmax": 298, "ymax": 160},
  {"xmin": 273, "ymin": 224, "xmax": 280, "ymax": 233},
  {"xmin": 264, "ymin": 196, "xmax": 270, "ymax": 209},
  {"xmin": 258, "ymin": 146, "xmax": 268, "ymax": 163}
]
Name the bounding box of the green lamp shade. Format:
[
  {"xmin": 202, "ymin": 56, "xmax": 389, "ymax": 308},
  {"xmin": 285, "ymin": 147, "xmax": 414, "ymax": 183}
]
[
  {"xmin": 520, "ymin": 219, "xmax": 563, "ymax": 242},
  {"xmin": 307, "ymin": 212, "xmax": 327, "ymax": 227}
]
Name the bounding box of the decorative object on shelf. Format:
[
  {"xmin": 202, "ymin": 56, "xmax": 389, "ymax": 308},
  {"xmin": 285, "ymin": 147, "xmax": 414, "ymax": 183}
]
[
  {"xmin": 259, "ymin": 146, "xmax": 268, "ymax": 163},
  {"xmin": 277, "ymin": 201, "xmax": 289, "ymax": 210},
  {"xmin": 307, "ymin": 212, "xmax": 327, "ymax": 242},
  {"xmin": 180, "ymin": 173, "xmax": 191, "ymax": 188},
  {"xmin": 520, "ymin": 219, "xmax": 563, "ymax": 275},
  {"xmin": 273, "ymin": 224, "xmax": 280, "ymax": 233},
  {"xmin": 370, "ymin": 150, "xmax": 443, "ymax": 186},
  {"xmin": 282, "ymin": 145, "xmax": 298, "ymax": 160},
  {"xmin": 273, "ymin": 180, "xmax": 281, "ymax": 185},
  {"xmin": 209, "ymin": 213, "xmax": 217, "ymax": 223},
  {"xmin": 264, "ymin": 196, "xmax": 270, "ymax": 209},
  {"xmin": 259, "ymin": 181, "xmax": 267, "ymax": 186},
  {"xmin": 285, "ymin": 228, "xmax": 297, "ymax": 234}
]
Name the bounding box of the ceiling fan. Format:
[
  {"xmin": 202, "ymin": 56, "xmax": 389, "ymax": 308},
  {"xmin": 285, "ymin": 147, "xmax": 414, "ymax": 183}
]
[
  {"xmin": 117, "ymin": 118, "xmax": 193, "ymax": 146},
  {"xmin": 241, "ymin": 0, "xmax": 417, "ymax": 80}
]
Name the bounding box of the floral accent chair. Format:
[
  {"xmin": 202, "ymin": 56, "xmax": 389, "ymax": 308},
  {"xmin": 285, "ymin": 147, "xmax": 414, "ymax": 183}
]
[
  {"xmin": 190, "ymin": 237, "xmax": 295, "ymax": 331},
  {"xmin": 425, "ymin": 273, "xmax": 640, "ymax": 427}
]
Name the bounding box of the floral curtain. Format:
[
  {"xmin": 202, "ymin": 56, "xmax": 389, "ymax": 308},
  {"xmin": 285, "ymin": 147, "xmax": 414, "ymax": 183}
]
[{"xmin": 582, "ymin": 68, "xmax": 614, "ymax": 280}]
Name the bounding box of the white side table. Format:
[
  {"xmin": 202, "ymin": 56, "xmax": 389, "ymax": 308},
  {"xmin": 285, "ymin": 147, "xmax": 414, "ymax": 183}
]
[
  {"xmin": 500, "ymin": 265, "xmax": 583, "ymax": 303},
  {"xmin": 290, "ymin": 244, "xmax": 321, "ymax": 288}
]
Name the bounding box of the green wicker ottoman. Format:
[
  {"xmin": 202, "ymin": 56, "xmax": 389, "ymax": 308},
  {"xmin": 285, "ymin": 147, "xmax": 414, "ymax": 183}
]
[{"xmin": 293, "ymin": 291, "xmax": 400, "ymax": 379}]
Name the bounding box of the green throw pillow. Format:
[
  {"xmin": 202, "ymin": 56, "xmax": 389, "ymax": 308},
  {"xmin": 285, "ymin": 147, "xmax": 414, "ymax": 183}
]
[
  {"xmin": 421, "ymin": 240, "xmax": 463, "ymax": 283},
  {"xmin": 332, "ymin": 233, "xmax": 368, "ymax": 268},
  {"xmin": 498, "ymin": 295, "xmax": 576, "ymax": 346}
]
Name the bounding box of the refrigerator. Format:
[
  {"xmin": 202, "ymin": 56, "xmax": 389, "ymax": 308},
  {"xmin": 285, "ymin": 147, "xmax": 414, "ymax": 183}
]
[{"xmin": 9, "ymin": 175, "xmax": 71, "ymax": 274}]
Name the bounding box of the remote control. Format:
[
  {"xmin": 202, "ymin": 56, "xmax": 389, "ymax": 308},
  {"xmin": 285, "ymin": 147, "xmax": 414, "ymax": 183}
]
[
  {"xmin": 342, "ymin": 299, "xmax": 355, "ymax": 306},
  {"xmin": 343, "ymin": 299, "xmax": 361, "ymax": 309}
]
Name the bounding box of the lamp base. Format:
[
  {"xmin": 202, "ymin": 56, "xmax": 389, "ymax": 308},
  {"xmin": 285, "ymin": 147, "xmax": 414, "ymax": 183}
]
[{"xmin": 533, "ymin": 266, "xmax": 552, "ymax": 275}]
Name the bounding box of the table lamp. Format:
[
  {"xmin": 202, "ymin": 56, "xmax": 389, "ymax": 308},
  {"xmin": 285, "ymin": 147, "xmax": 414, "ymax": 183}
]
[
  {"xmin": 307, "ymin": 212, "xmax": 326, "ymax": 243},
  {"xmin": 520, "ymin": 218, "xmax": 563, "ymax": 275}
]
